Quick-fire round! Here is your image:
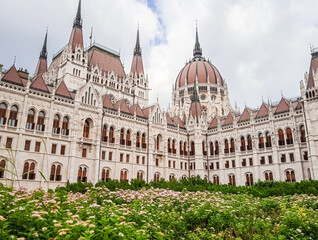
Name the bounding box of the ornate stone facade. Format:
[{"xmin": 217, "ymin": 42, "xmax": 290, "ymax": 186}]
[{"xmin": 0, "ymin": 1, "xmax": 317, "ymax": 189}]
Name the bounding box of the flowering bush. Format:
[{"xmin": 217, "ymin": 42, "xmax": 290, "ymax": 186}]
[{"xmin": 0, "ymin": 182, "xmax": 317, "ymax": 239}]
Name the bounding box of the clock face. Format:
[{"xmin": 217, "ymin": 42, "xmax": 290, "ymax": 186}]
[{"xmin": 201, "ymin": 95, "xmax": 206, "ymax": 100}]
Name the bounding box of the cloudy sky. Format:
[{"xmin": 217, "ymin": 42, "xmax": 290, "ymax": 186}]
[{"xmin": 1, "ymin": 0, "xmax": 318, "ymax": 112}]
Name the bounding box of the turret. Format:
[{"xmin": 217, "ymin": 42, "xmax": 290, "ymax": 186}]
[{"xmin": 34, "ymin": 31, "xmax": 48, "ymax": 75}]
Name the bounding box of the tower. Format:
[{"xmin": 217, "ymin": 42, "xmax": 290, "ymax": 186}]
[{"xmin": 34, "ymin": 31, "xmax": 48, "ymax": 76}]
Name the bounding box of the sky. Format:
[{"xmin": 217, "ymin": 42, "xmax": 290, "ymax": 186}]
[{"xmin": 1, "ymin": 0, "xmax": 318, "ymax": 112}]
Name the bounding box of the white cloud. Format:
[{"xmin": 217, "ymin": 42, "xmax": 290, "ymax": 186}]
[{"xmin": 1, "ymin": 0, "xmax": 318, "ymax": 112}]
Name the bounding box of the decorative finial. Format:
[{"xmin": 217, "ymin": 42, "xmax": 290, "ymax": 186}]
[
  {"xmin": 13, "ymin": 56, "xmax": 16, "ymax": 66},
  {"xmin": 193, "ymin": 22, "xmax": 202, "ymax": 59},
  {"xmin": 134, "ymin": 25, "xmax": 142, "ymax": 56},
  {"xmin": 40, "ymin": 30, "xmax": 48, "ymax": 59},
  {"xmin": 73, "ymin": 0, "xmax": 82, "ymax": 28},
  {"xmin": 281, "ymin": 90, "xmax": 283, "ymax": 98}
]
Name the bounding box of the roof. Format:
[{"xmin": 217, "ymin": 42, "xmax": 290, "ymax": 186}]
[
  {"xmin": 69, "ymin": 26, "xmax": 83, "ymax": 52},
  {"xmin": 87, "ymin": 45, "xmax": 125, "ymax": 78},
  {"xmin": 172, "ymin": 116, "xmax": 186, "ymax": 128},
  {"xmin": 130, "ymin": 104, "xmax": 146, "ymax": 118},
  {"xmin": 255, "ymin": 103, "xmax": 269, "ymax": 118},
  {"xmin": 307, "ymin": 52, "xmax": 318, "ymax": 89},
  {"xmin": 274, "ymin": 98, "xmax": 289, "ymax": 114},
  {"xmin": 102, "ymin": 94, "xmax": 115, "ymax": 110},
  {"xmin": 142, "ymin": 105, "xmax": 155, "ymax": 119},
  {"xmin": 114, "ymin": 99, "xmax": 131, "ymax": 115},
  {"xmin": 30, "ymin": 75, "xmax": 50, "ymax": 93},
  {"xmin": 223, "ymin": 113, "xmax": 233, "ymax": 125},
  {"xmin": 189, "ymin": 101, "xmax": 202, "ymax": 122},
  {"xmin": 55, "ymin": 81, "xmax": 73, "ymax": 99},
  {"xmin": 238, "ymin": 108, "xmax": 250, "ymax": 122},
  {"xmin": 208, "ymin": 117, "xmax": 218, "ymax": 129},
  {"xmin": 1, "ymin": 65, "xmax": 27, "ymax": 87},
  {"xmin": 130, "ymin": 55, "xmax": 144, "ymax": 77},
  {"xmin": 166, "ymin": 113, "xmax": 174, "ymax": 126}
]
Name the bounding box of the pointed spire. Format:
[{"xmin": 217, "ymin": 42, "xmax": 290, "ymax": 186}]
[
  {"xmin": 134, "ymin": 25, "xmax": 142, "ymax": 56},
  {"xmin": 73, "ymin": 0, "xmax": 82, "ymax": 28},
  {"xmin": 40, "ymin": 30, "xmax": 48, "ymax": 59},
  {"xmin": 193, "ymin": 23, "xmax": 202, "ymax": 58},
  {"xmin": 191, "ymin": 80, "xmax": 199, "ymax": 102}
]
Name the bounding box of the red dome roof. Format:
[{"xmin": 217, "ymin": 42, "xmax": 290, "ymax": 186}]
[{"xmin": 175, "ymin": 58, "xmax": 224, "ymax": 90}]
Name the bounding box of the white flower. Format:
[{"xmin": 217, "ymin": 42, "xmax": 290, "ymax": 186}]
[{"xmin": 118, "ymin": 232, "xmax": 124, "ymax": 237}]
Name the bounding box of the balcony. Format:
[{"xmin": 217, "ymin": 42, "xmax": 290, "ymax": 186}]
[
  {"xmin": 278, "ymin": 140, "xmax": 285, "ymax": 146},
  {"xmin": 240, "ymin": 146, "xmax": 246, "ymax": 151},
  {"xmin": 247, "ymin": 145, "xmax": 252, "ymax": 151},
  {"xmin": 266, "ymin": 142, "xmax": 272, "ymax": 148},
  {"xmin": 258, "ymin": 143, "xmax": 265, "ymax": 149},
  {"xmin": 286, "ymin": 139, "xmax": 293, "ymax": 145},
  {"xmin": 230, "ymin": 148, "xmax": 235, "ymax": 153},
  {"xmin": 102, "ymin": 136, "xmax": 108, "ymax": 142}
]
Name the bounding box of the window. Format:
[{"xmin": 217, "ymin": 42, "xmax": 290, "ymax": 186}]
[
  {"xmin": 242, "ymin": 158, "xmax": 246, "ymax": 167},
  {"xmin": 258, "ymin": 133, "xmax": 264, "ymax": 148},
  {"xmin": 300, "ymin": 125, "xmax": 306, "ymax": 143},
  {"xmin": 83, "ymin": 120, "xmax": 90, "ymax": 138},
  {"xmin": 36, "ymin": 111, "xmax": 45, "ymax": 131},
  {"xmin": 231, "ymin": 160, "xmax": 236, "ymax": 168},
  {"xmin": 230, "ymin": 138, "xmax": 235, "ymax": 153},
  {"xmin": 142, "ymin": 133, "xmax": 146, "ymax": 149},
  {"xmin": 228, "ymin": 174, "xmax": 235, "ymax": 186},
  {"xmin": 216, "ymin": 162, "xmax": 219, "ymax": 169},
  {"xmin": 0, "ymin": 103, "xmax": 7, "ymax": 125},
  {"xmin": 0, "ymin": 160, "xmax": 6, "ymax": 178},
  {"xmin": 102, "ymin": 151, "xmax": 106, "ymax": 160},
  {"xmin": 126, "ymin": 130, "xmax": 131, "ymax": 146},
  {"xmin": 142, "ymin": 156, "xmax": 145, "ymax": 165},
  {"xmin": 78, "ymin": 166, "xmax": 88, "ymax": 182},
  {"xmin": 303, "ymin": 151, "xmax": 308, "ymax": 160},
  {"xmin": 190, "ymin": 141, "xmax": 195, "ymax": 155},
  {"xmin": 50, "ymin": 163, "xmax": 62, "ymax": 181},
  {"xmin": 281, "ymin": 154, "xmax": 286, "ymax": 163},
  {"xmin": 24, "ymin": 140, "xmax": 31, "ymax": 151},
  {"xmin": 249, "ymin": 158, "xmax": 253, "ymax": 166},
  {"xmin": 120, "ymin": 153, "xmax": 123, "ymax": 162},
  {"xmin": 120, "ymin": 169, "xmax": 128, "ymax": 181},
  {"xmin": 22, "ymin": 161, "xmax": 36, "ymax": 180},
  {"xmin": 35, "ymin": 141, "xmax": 41, "ymax": 152},
  {"xmin": 265, "ymin": 132, "xmax": 272, "ymax": 148},
  {"xmin": 210, "ymin": 162, "xmax": 214, "ymax": 170},
  {"xmin": 52, "ymin": 114, "xmax": 60, "ymax": 134},
  {"xmin": 60, "ymin": 145, "xmax": 66, "ymax": 155},
  {"xmin": 278, "ymin": 129, "xmax": 285, "ymax": 146},
  {"xmin": 246, "ymin": 173, "xmax": 253, "ymax": 186},
  {"xmin": 101, "ymin": 168, "xmax": 110, "ymax": 181},
  {"xmin": 240, "ymin": 136, "xmax": 246, "ymax": 151},
  {"xmin": 286, "ymin": 128, "xmax": 293, "ymax": 145},
  {"xmin": 154, "ymin": 172, "xmax": 160, "ymax": 182},
  {"xmin": 168, "ymin": 160, "xmax": 171, "ymax": 168},
  {"xmin": 120, "ymin": 129, "xmax": 125, "ymax": 145},
  {"xmin": 26, "ymin": 109, "xmax": 35, "ymax": 130},
  {"xmin": 168, "ymin": 139, "xmax": 171, "ymax": 153},
  {"xmin": 224, "ymin": 139, "xmax": 229, "ymax": 154},
  {"xmin": 286, "ymin": 170, "xmax": 296, "ymax": 182},
  {"xmin": 51, "ymin": 144, "xmax": 57, "ymax": 154},
  {"xmin": 225, "ymin": 161, "xmax": 229, "ymax": 168},
  {"xmin": 102, "ymin": 125, "xmax": 107, "ymax": 142},
  {"xmin": 109, "ymin": 126, "xmax": 115, "ymax": 143},
  {"xmin": 109, "ymin": 152, "xmax": 113, "ymax": 161},
  {"xmin": 210, "ymin": 142, "xmax": 214, "ymax": 156},
  {"xmin": 265, "ymin": 171, "xmax": 273, "ymax": 181},
  {"xmin": 185, "ymin": 162, "xmax": 187, "ymax": 170},
  {"xmin": 61, "ymin": 117, "xmax": 69, "ymax": 136},
  {"xmin": 180, "ymin": 162, "xmax": 183, "ymax": 169},
  {"xmin": 155, "ymin": 158, "xmax": 159, "ymax": 167},
  {"xmin": 136, "ymin": 132, "xmax": 140, "ymax": 148},
  {"xmin": 8, "ymin": 105, "xmax": 18, "ymax": 127},
  {"xmin": 213, "ymin": 175, "xmax": 219, "ymax": 185},
  {"xmin": 268, "ymin": 155, "xmax": 273, "ymax": 164},
  {"xmin": 169, "ymin": 174, "xmax": 176, "ymax": 181},
  {"xmin": 289, "ymin": 153, "xmax": 294, "ymax": 162},
  {"xmin": 247, "ymin": 135, "xmax": 252, "ymax": 150},
  {"xmin": 126, "ymin": 154, "xmax": 130, "ymax": 163},
  {"xmin": 136, "ymin": 156, "xmax": 140, "ymax": 164},
  {"xmin": 6, "ymin": 137, "xmax": 12, "ymax": 149},
  {"xmin": 137, "ymin": 171, "xmax": 144, "ymax": 180},
  {"xmin": 82, "ymin": 148, "xmax": 87, "ymax": 158},
  {"xmin": 260, "ymin": 156, "xmax": 265, "ymax": 165},
  {"xmin": 173, "ymin": 161, "xmax": 176, "ymax": 169}
]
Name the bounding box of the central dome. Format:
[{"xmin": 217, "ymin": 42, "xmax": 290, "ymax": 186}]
[{"xmin": 175, "ymin": 58, "xmax": 224, "ymax": 90}]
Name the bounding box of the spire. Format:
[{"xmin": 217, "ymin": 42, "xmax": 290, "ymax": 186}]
[
  {"xmin": 40, "ymin": 30, "xmax": 48, "ymax": 59},
  {"xmin": 193, "ymin": 24, "xmax": 202, "ymax": 58},
  {"xmin": 73, "ymin": 0, "xmax": 82, "ymax": 28},
  {"xmin": 134, "ymin": 26, "xmax": 142, "ymax": 56},
  {"xmin": 191, "ymin": 80, "xmax": 199, "ymax": 102}
]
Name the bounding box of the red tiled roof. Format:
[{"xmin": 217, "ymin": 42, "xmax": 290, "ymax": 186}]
[
  {"xmin": 130, "ymin": 104, "xmax": 146, "ymax": 118},
  {"xmin": 208, "ymin": 117, "xmax": 218, "ymax": 128},
  {"xmin": 55, "ymin": 81, "xmax": 73, "ymax": 99},
  {"xmin": 294, "ymin": 101, "xmax": 302, "ymax": 110},
  {"xmin": 142, "ymin": 105, "xmax": 155, "ymax": 119},
  {"xmin": 255, "ymin": 103, "xmax": 269, "ymax": 118},
  {"xmin": 34, "ymin": 58, "xmax": 47, "ymax": 76},
  {"xmin": 87, "ymin": 46, "xmax": 125, "ymax": 78},
  {"xmin": 114, "ymin": 99, "xmax": 132, "ymax": 115},
  {"xmin": 307, "ymin": 54, "xmax": 318, "ymax": 89},
  {"xmin": 223, "ymin": 113, "xmax": 233, "ymax": 125},
  {"xmin": 189, "ymin": 102, "xmax": 202, "ymax": 122},
  {"xmin": 238, "ymin": 108, "xmax": 250, "ymax": 122},
  {"xmin": 30, "ymin": 75, "xmax": 50, "ymax": 93},
  {"xmin": 275, "ymin": 98, "xmax": 289, "ymax": 114},
  {"xmin": 69, "ymin": 26, "xmax": 83, "ymax": 52},
  {"xmin": 2, "ymin": 65, "xmax": 27, "ymax": 87},
  {"xmin": 102, "ymin": 95, "xmax": 115, "ymax": 110},
  {"xmin": 166, "ymin": 113, "xmax": 174, "ymax": 125},
  {"xmin": 173, "ymin": 116, "xmax": 185, "ymax": 128},
  {"xmin": 130, "ymin": 55, "xmax": 144, "ymax": 77}
]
